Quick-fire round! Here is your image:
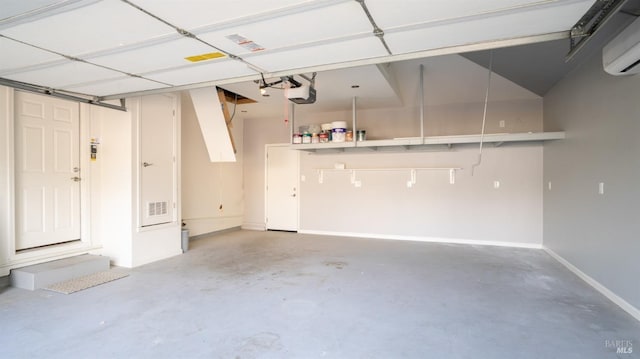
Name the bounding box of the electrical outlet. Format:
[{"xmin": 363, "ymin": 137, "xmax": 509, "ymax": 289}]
[
  {"xmin": 493, "ymin": 180, "xmax": 500, "ymax": 189},
  {"xmin": 548, "ymin": 181, "xmax": 552, "ymax": 191},
  {"xmin": 499, "ymin": 120, "xmax": 505, "ymax": 128},
  {"xmin": 599, "ymin": 182, "xmax": 605, "ymax": 195}
]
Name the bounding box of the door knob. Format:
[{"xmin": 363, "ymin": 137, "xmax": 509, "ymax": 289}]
[
  {"xmin": 71, "ymin": 177, "xmax": 81, "ymax": 182},
  {"xmin": 291, "ymin": 194, "xmax": 296, "ymax": 197},
  {"xmin": 143, "ymin": 162, "xmax": 153, "ymax": 167}
]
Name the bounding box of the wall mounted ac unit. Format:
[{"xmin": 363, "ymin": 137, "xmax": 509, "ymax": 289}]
[{"xmin": 603, "ymin": 17, "xmax": 640, "ymax": 76}]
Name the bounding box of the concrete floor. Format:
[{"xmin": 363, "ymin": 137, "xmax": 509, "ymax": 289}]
[{"xmin": 0, "ymin": 230, "xmax": 638, "ymax": 358}]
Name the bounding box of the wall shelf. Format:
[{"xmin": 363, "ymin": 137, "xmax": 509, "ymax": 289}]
[{"xmin": 291, "ymin": 131, "xmax": 565, "ymax": 153}]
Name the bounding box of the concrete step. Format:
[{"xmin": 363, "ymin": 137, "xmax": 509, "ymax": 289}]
[{"xmin": 10, "ymin": 254, "xmax": 110, "ymax": 290}]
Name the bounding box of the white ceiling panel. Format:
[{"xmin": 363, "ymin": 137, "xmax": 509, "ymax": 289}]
[
  {"xmin": 195, "ymin": 2, "xmax": 370, "ymax": 56},
  {"xmin": 86, "ymin": 38, "xmax": 218, "ymax": 75},
  {"xmin": 1, "ymin": 0, "xmax": 174, "ymax": 56},
  {"xmin": 365, "ymin": 0, "xmax": 588, "ymax": 29},
  {"xmin": 0, "ymin": 0, "xmax": 596, "ymax": 99},
  {"xmin": 127, "ymin": 0, "xmax": 323, "ymax": 31},
  {"xmin": 0, "ymin": 36, "xmax": 62, "ymax": 73},
  {"xmin": 0, "ymin": 0, "xmax": 67, "ymax": 22},
  {"xmin": 3, "ymin": 61, "xmax": 123, "ymax": 88},
  {"xmin": 61, "ymin": 76, "xmax": 169, "ymax": 97},
  {"xmin": 246, "ymin": 37, "xmax": 387, "ymax": 73},
  {"xmin": 384, "ymin": 2, "xmax": 592, "ymax": 55},
  {"xmin": 144, "ymin": 59, "xmax": 256, "ymax": 86}
]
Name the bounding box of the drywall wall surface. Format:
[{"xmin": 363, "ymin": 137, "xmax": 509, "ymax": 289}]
[
  {"xmin": 0, "ymin": 86, "xmax": 13, "ymax": 273},
  {"xmin": 181, "ymin": 92, "xmax": 244, "ymax": 236},
  {"xmin": 95, "ymin": 104, "xmax": 134, "ymax": 267},
  {"xmin": 299, "ymin": 145, "xmax": 543, "ymax": 245},
  {"xmin": 242, "ymin": 115, "xmax": 291, "ymax": 229},
  {"xmin": 544, "ymin": 50, "xmax": 640, "ymax": 310}
]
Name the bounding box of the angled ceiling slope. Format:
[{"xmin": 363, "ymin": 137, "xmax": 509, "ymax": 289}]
[{"xmin": 0, "ymin": 0, "xmax": 593, "ymax": 100}]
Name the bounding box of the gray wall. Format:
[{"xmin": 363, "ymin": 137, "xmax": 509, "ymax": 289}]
[{"xmin": 543, "ymin": 50, "xmax": 640, "ymax": 310}]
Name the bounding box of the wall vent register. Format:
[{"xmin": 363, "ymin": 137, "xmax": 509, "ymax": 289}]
[{"xmin": 147, "ymin": 201, "xmax": 168, "ymax": 217}]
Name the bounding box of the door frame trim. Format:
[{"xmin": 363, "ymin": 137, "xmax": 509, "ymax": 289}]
[
  {"xmin": 132, "ymin": 93, "xmax": 179, "ymax": 230},
  {"xmin": 3, "ymin": 90, "xmax": 97, "ymax": 268},
  {"xmin": 264, "ymin": 143, "xmax": 300, "ymax": 231}
]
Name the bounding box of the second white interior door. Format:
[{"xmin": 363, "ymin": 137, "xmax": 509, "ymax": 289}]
[
  {"xmin": 266, "ymin": 145, "xmax": 299, "ymax": 231},
  {"xmin": 139, "ymin": 94, "xmax": 176, "ymax": 227}
]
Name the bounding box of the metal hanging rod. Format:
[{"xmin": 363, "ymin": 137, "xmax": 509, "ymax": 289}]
[{"xmin": 0, "ymin": 78, "xmax": 127, "ymax": 111}]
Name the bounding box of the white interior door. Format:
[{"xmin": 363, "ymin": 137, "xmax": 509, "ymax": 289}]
[
  {"xmin": 15, "ymin": 91, "xmax": 80, "ymax": 250},
  {"xmin": 140, "ymin": 94, "xmax": 176, "ymax": 227},
  {"xmin": 266, "ymin": 145, "xmax": 299, "ymax": 231}
]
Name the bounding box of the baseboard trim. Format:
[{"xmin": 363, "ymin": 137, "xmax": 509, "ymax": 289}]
[
  {"xmin": 189, "ymin": 226, "xmax": 241, "ymax": 241},
  {"xmin": 298, "ymin": 230, "xmax": 542, "ymax": 249},
  {"xmin": 242, "ymin": 222, "xmax": 266, "ymax": 231},
  {"xmin": 544, "ymin": 246, "xmax": 640, "ymax": 322}
]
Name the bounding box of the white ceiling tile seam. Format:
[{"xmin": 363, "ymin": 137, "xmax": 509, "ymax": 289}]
[
  {"xmin": 120, "ymin": 0, "xmax": 266, "ymax": 74},
  {"xmin": 379, "ymin": 0, "xmax": 590, "ymax": 34},
  {"xmin": 72, "ymin": 32, "xmax": 185, "ymax": 60},
  {"xmin": 0, "ymin": 34, "xmax": 173, "ymax": 87},
  {"xmin": 0, "ymin": 0, "xmax": 97, "ymax": 29},
  {"xmin": 183, "ymin": 0, "xmax": 353, "ymax": 36},
  {"xmin": 240, "ymin": 32, "xmax": 376, "ymax": 60},
  {"xmin": 0, "ymin": 36, "xmax": 66, "ymax": 75}
]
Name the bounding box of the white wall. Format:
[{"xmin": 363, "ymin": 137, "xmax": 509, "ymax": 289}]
[
  {"xmin": 543, "ymin": 50, "xmax": 640, "ymax": 313},
  {"xmin": 181, "ymin": 91, "xmax": 244, "ymax": 236},
  {"xmin": 95, "ymin": 104, "xmax": 134, "ymax": 266},
  {"xmin": 0, "ymin": 86, "xmax": 15, "ymax": 274},
  {"xmin": 242, "ymin": 115, "xmax": 291, "ymax": 230},
  {"xmin": 243, "ymin": 54, "xmax": 545, "ymax": 246},
  {"xmin": 0, "ymin": 89, "xmax": 182, "ymax": 273},
  {"xmin": 299, "ymin": 145, "xmax": 542, "ymax": 246}
]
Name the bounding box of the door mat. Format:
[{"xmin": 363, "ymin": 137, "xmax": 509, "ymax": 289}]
[{"xmin": 44, "ymin": 270, "xmax": 129, "ymax": 294}]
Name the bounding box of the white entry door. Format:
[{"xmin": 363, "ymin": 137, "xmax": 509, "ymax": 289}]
[
  {"xmin": 139, "ymin": 94, "xmax": 176, "ymax": 227},
  {"xmin": 15, "ymin": 91, "xmax": 80, "ymax": 250},
  {"xmin": 266, "ymin": 145, "xmax": 299, "ymax": 231}
]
